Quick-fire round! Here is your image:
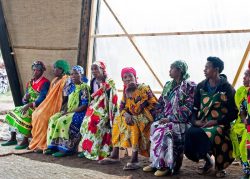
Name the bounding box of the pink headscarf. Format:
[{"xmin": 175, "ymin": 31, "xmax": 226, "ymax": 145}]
[
  {"xmin": 121, "ymin": 67, "xmax": 137, "ymax": 79},
  {"xmin": 121, "ymin": 67, "xmax": 137, "ymax": 94}
]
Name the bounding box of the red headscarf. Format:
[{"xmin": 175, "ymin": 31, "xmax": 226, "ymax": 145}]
[
  {"xmin": 121, "ymin": 67, "xmax": 137, "ymax": 79},
  {"xmin": 121, "ymin": 67, "xmax": 137, "ymax": 94},
  {"xmin": 93, "ymin": 61, "xmax": 107, "ymax": 76}
]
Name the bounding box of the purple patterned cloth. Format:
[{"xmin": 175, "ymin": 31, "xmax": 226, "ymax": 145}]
[{"xmin": 149, "ymin": 80, "xmax": 196, "ymax": 171}]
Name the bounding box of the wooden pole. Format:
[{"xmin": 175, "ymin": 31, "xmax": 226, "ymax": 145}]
[
  {"xmin": 13, "ymin": 45, "xmax": 77, "ymax": 50},
  {"xmin": 232, "ymin": 41, "xmax": 250, "ymax": 87},
  {"xmin": 86, "ymin": 0, "xmax": 98, "ymax": 79},
  {"xmin": 92, "ymin": 29, "xmax": 250, "ymax": 38},
  {"xmin": 117, "ymin": 89, "xmax": 162, "ymax": 94},
  {"xmin": 0, "ymin": 0, "xmax": 22, "ymax": 106},
  {"xmin": 103, "ymin": 0, "xmax": 163, "ymax": 88},
  {"xmin": 77, "ymin": 0, "xmax": 92, "ymax": 70}
]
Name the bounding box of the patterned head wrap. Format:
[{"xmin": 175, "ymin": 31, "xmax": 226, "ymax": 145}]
[
  {"xmin": 72, "ymin": 65, "xmax": 84, "ymax": 75},
  {"xmin": 171, "ymin": 60, "xmax": 190, "ymax": 80},
  {"xmin": 121, "ymin": 67, "xmax": 137, "ymax": 79},
  {"xmin": 92, "ymin": 61, "xmax": 107, "ymax": 76},
  {"xmin": 31, "ymin": 61, "xmax": 46, "ymax": 71},
  {"xmin": 54, "ymin": 59, "xmax": 70, "ymax": 75}
]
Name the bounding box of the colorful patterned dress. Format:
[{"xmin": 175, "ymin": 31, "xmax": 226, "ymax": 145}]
[
  {"xmin": 29, "ymin": 75, "xmax": 68, "ymax": 151},
  {"xmin": 149, "ymin": 80, "xmax": 196, "ymax": 172},
  {"xmin": 79, "ymin": 78, "xmax": 118, "ymax": 160},
  {"xmin": 47, "ymin": 82, "xmax": 90, "ymax": 153},
  {"xmin": 185, "ymin": 77, "xmax": 238, "ymax": 171},
  {"xmin": 230, "ymin": 86, "xmax": 250, "ymax": 174},
  {"xmin": 5, "ymin": 76, "xmax": 50, "ymax": 136},
  {"xmin": 112, "ymin": 84, "xmax": 157, "ymax": 157}
]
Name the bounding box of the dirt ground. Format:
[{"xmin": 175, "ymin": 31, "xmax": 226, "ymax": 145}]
[
  {"xmin": 0, "ymin": 93, "xmax": 245, "ymax": 179},
  {"xmin": 18, "ymin": 152, "xmax": 243, "ymax": 179}
]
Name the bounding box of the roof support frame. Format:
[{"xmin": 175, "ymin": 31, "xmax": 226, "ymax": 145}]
[{"xmin": 0, "ymin": 0, "xmax": 22, "ymax": 106}]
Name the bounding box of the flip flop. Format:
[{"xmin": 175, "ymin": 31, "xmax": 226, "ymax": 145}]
[
  {"xmin": 34, "ymin": 149, "xmax": 43, "ymax": 153},
  {"xmin": 123, "ymin": 162, "xmax": 141, "ymax": 170},
  {"xmin": 1, "ymin": 140, "xmax": 17, "ymax": 146},
  {"xmin": 44, "ymin": 149, "xmax": 56, "ymax": 155},
  {"xmin": 78, "ymin": 152, "xmax": 85, "ymax": 158},
  {"xmin": 52, "ymin": 151, "xmax": 67, "ymax": 157},
  {"xmin": 216, "ymin": 170, "xmax": 226, "ymax": 178},
  {"xmin": 98, "ymin": 157, "xmax": 120, "ymax": 164},
  {"xmin": 197, "ymin": 162, "xmax": 213, "ymax": 175},
  {"xmin": 15, "ymin": 144, "xmax": 29, "ymax": 150}
]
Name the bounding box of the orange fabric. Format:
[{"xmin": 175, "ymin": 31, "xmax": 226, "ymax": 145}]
[{"xmin": 29, "ymin": 75, "xmax": 68, "ymax": 151}]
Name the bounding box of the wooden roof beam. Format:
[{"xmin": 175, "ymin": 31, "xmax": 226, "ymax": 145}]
[{"xmin": 0, "ymin": 0, "xmax": 22, "ymax": 106}]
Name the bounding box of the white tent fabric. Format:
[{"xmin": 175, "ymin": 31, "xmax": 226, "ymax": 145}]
[{"xmin": 93, "ymin": 0, "xmax": 250, "ymax": 93}]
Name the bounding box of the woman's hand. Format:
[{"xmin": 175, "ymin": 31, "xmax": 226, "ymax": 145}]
[
  {"xmin": 21, "ymin": 103, "xmax": 33, "ymax": 115},
  {"xmin": 240, "ymin": 110, "xmax": 247, "ymax": 121},
  {"xmin": 23, "ymin": 93, "xmax": 30, "ymax": 101},
  {"xmin": 159, "ymin": 118, "xmax": 169, "ymax": 124},
  {"xmin": 194, "ymin": 120, "xmax": 206, "ymax": 127},
  {"xmin": 61, "ymin": 110, "xmax": 68, "ymax": 116},
  {"xmin": 124, "ymin": 112, "xmax": 134, "ymax": 126},
  {"xmin": 202, "ymin": 120, "xmax": 217, "ymax": 128}
]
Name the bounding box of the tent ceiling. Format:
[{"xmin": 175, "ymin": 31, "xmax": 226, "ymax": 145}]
[{"xmin": 90, "ymin": 0, "xmax": 250, "ymax": 92}]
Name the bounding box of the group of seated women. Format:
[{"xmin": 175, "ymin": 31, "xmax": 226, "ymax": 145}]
[{"xmin": 2, "ymin": 56, "xmax": 246, "ymax": 178}]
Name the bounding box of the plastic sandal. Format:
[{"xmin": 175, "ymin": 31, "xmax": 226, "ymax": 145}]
[
  {"xmin": 78, "ymin": 152, "xmax": 85, "ymax": 158},
  {"xmin": 143, "ymin": 165, "xmax": 155, "ymax": 172},
  {"xmin": 98, "ymin": 157, "xmax": 120, "ymax": 164},
  {"xmin": 52, "ymin": 151, "xmax": 67, "ymax": 157},
  {"xmin": 15, "ymin": 144, "xmax": 29, "ymax": 150},
  {"xmin": 197, "ymin": 161, "xmax": 213, "ymax": 174},
  {"xmin": 1, "ymin": 140, "xmax": 17, "ymax": 146},
  {"xmin": 216, "ymin": 170, "xmax": 226, "ymax": 178},
  {"xmin": 154, "ymin": 169, "xmax": 169, "ymax": 177},
  {"xmin": 44, "ymin": 149, "xmax": 56, "ymax": 155},
  {"xmin": 123, "ymin": 162, "xmax": 141, "ymax": 170}
]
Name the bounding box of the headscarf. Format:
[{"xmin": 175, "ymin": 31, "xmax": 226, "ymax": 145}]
[
  {"xmin": 121, "ymin": 67, "xmax": 138, "ymax": 94},
  {"xmin": 171, "ymin": 60, "xmax": 190, "ymax": 80},
  {"xmin": 121, "ymin": 67, "xmax": 137, "ymax": 79},
  {"xmin": 31, "ymin": 61, "xmax": 46, "ymax": 71},
  {"xmin": 72, "ymin": 65, "xmax": 84, "ymax": 75},
  {"xmin": 54, "ymin": 59, "xmax": 70, "ymax": 75},
  {"xmin": 92, "ymin": 61, "xmax": 107, "ymax": 76}
]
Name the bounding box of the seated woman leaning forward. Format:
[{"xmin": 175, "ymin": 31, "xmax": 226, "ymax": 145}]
[
  {"xmin": 28, "ymin": 59, "xmax": 71, "ymax": 152},
  {"xmin": 78, "ymin": 61, "xmax": 118, "ymax": 160},
  {"xmin": 45, "ymin": 65, "xmax": 90, "ymax": 157},
  {"xmin": 99, "ymin": 67, "xmax": 158, "ymax": 170},
  {"xmin": 184, "ymin": 57, "xmax": 238, "ymax": 178},
  {"xmin": 143, "ymin": 60, "xmax": 196, "ymax": 176},
  {"xmin": 3, "ymin": 61, "xmax": 50, "ymax": 149},
  {"xmin": 230, "ymin": 67, "xmax": 250, "ymax": 177}
]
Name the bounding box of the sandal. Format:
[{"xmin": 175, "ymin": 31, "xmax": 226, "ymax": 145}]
[
  {"xmin": 1, "ymin": 140, "xmax": 17, "ymax": 146},
  {"xmin": 34, "ymin": 149, "xmax": 43, "ymax": 153},
  {"xmin": 123, "ymin": 162, "xmax": 141, "ymax": 170},
  {"xmin": 143, "ymin": 165, "xmax": 156, "ymax": 172},
  {"xmin": 78, "ymin": 152, "xmax": 85, "ymax": 158},
  {"xmin": 44, "ymin": 149, "xmax": 56, "ymax": 155},
  {"xmin": 197, "ymin": 161, "xmax": 213, "ymax": 175},
  {"xmin": 216, "ymin": 170, "xmax": 226, "ymax": 178},
  {"xmin": 52, "ymin": 151, "xmax": 67, "ymax": 157},
  {"xmin": 98, "ymin": 157, "xmax": 120, "ymax": 164},
  {"xmin": 154, "ymin": 169, "xmax": 169, "ymax": 177},
  {"xmin": 15, "ymin": 144, "xmax": 29, "ymax": 150}
]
